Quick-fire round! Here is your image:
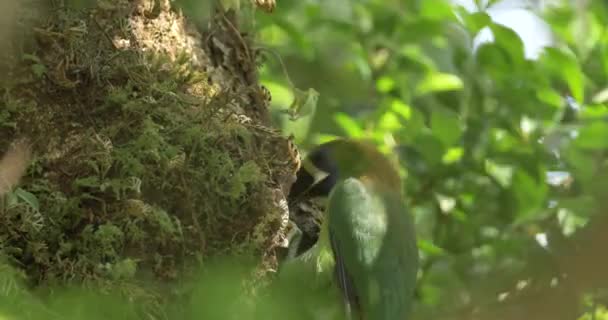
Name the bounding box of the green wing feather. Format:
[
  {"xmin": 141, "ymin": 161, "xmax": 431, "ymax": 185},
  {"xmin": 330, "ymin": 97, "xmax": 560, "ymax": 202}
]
[{"xmin": 327, "ymin": 177, "xmax": 418, "ymax": 320}]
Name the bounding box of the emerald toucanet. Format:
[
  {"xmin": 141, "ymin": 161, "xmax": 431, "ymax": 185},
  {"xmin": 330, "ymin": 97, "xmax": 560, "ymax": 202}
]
[{"xmin": 283, "ymin": 139, "xmax": 419, "ymax": 320}]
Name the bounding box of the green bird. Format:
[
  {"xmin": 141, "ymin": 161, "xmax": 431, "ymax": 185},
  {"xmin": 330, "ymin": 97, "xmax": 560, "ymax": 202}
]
[{"xmin": 283, "ymin": 139, "xmax": 419, "ymax": 320}]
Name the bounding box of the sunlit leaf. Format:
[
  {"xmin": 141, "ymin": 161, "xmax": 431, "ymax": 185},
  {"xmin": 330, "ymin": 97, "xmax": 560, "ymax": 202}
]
[
  {"xmin": 536, "ymin": 87, "xmax": 564, "ymax": 108},
  {"xmin": 442, "ymin": 147, "xmax": 463, "ymax": 164},
  {"xmin": 485, "ymin": 160, "xmax": 513, "ymax": 188},
  {"xmin": 420, "ymin": 0, "xmax": 455, "ymax": 21},
  {"xmin": 416, "ymin": 72, "xmax": 463, "ymax": 95},
  {"xmin": 461, "ymin": 11, "xmax": 492, "ymax": 34},
  {"xmin": 376, "ymin": 76, "xmax": 395, "ymax": 93},
  {"xmin": 334, "ymin": 112, "xmax": 364, "ymax": 138},
  {"xmin": 417, "ymin": 239, "xmax": 446, "ymax": 256},
  {"xmin": 592, "ymin": 87, "xmax": 608, "ymax": 104},
  {"xmin": 378, "ymin": 111, "xmax": 401, "ymax": 132},
  {"xmin": 390, "ymin": 100, "xmax": 411, "ymax": 120},
  {"xmin": 539, "ymin": 48, "xmax": 584, "ymax": 102}
]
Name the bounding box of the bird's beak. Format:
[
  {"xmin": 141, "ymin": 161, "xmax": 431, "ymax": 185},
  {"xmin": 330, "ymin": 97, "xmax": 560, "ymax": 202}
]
[{"xmin": 301, "ymin": 158, "xmax": 330, "ymax": 185}]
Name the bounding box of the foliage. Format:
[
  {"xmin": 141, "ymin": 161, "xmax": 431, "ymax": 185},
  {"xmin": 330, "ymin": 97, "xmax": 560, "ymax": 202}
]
[
  {"xmin": 256, "ymin": 0, "xmax": 608, "ymax": 318},
  {"xmin": 0, "ymin": 256, "xmax": 342, "ymax": 320}
]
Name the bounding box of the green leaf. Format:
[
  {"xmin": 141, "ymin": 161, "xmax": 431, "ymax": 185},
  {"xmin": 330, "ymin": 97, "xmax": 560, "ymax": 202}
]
[
  {"xmin": 415, "ymin": 72, "xmax": 463, "ymax": 95},
  {"xmin": 539, "ymin": 48, "xmax": 584, "ymax": 102},
  {"xmin": 74, "ymin": 176, "xmax": 100, "ymax": 188},
  {"xmin": 420, "ymin": 0, "xmax": 455, "ymax": 21},
  {"xmin": 431, "ymin": 107, "xmax": 462, "ymax": 146},
  {"xmin": 417, "ymin": 239, "xmax": 446, "ymax": 256},
  {"xmin": 400, "ymin": 107, "xmax": 427, "ymax": 142},
  {"xmin": 490, "ymin": 23, "xmax": 525, "ymax": 66},
  {"xmin": 413, "ymin": 132, "xmax": 445, "ymax": 165},
  {"xmin": 565, "ymin": 147, "xmax": 595, "ymax": 185},
  {"xmin": 390, "ymin": 100, "xmax": 411, "ymax": 120},
  {"xmin": 398, "ymin": 44, "xmax": 436, "ymax": 70},
  {"xmin": 376, "ymin": 76, "xmax": 395, "ymax": 93},
  {"xmin": 513, "ymin": 170, "xmax": 547, "ymax": 223},
  {"xmin": 575, "ymin": 122, "xmax": 608, "ymax": 149},
  {"xmin": 536, "ymin": 87, "xmax": 564, "ymax": 108},
  {"xmin": 461, "ymin": 11, "xmax": 492, "ymax": 34},
  {"xmin": 14, "ymin": 188, "xmax": 39, "ymax": 211},
  {"xmin": 397, "ymin": 20, "xmax": 445, "ymax": 43},
  {"xmin": 378, "ymin": 111, "xmax": 401, "ymax": 132},
  {"xmin": 334, "ymin": 113, "xmax": 364, "ymax": 138},
  {"xmin": 485, "ymin": 160, "xmax": 513, "ymax": 188},
  {"xmin": 476, "ymin": 43, "xmax": 511, "ymax": 76},
  {"xmin": 442, "ymin": 147, "xmax": 464, "ymax": 164}
]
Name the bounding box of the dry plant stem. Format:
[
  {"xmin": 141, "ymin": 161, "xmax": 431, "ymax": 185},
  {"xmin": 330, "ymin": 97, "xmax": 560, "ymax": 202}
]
[{"xmin": 0, "ymin": 141, "xmax": 31, "ymax": 196}]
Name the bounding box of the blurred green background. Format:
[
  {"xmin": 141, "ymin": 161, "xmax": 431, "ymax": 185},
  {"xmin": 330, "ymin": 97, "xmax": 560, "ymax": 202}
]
[{"xmin": 254, "ymin": 0, "xmax": 608, "ymax": 318}]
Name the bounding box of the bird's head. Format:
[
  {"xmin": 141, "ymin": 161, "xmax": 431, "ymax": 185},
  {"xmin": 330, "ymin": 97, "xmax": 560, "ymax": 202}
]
[{"xmin": 289, "ymin": 139, "xmax": 401, "ymax": 203}]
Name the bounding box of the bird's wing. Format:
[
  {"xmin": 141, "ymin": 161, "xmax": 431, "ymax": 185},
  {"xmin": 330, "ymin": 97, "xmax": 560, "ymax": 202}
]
[
  {"xmin": 327, "ymin": 177, "xmax": 418, "ymax": 320},
  {"xmin": 327, "ymin": 177, "xmax": 382, "ymax": 318}
]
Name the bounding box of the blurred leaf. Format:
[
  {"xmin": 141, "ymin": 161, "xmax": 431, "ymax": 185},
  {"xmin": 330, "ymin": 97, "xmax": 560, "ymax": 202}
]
[
  {"xmin": 397, "ymin": 21, "xmax": 445, "ymax": 43},
  {"xmin": 413, "ymin": 132, "xmax": 445, "ymax": 165},
  {"xmin": 513, "ymin": 170, "xmax": 548, "ymax": 223},
  {"xmin": 399, "ymin": 45, "xmax": 436, "ymax": 70},
  {"xmin": 591, "ymin": 87, "xmax": 608, "ymax": 104},
  {"xmin": 442, "ymin": 147, "xmax": 463, "ymax": 164},
  {"xmin": 288, "ymin": 87, "xmax": 319, "ymax": 120},
  {"xmin": 460, "ymin": 11, "xmax": 492, "ymax": 34},
  {"xmin": 378, "ymin": 111, "xmax": 401, "ymax": 132},
  {"xmin": 418, "ymin": 239, "xmax": 446, "ymax": 256},
  {"xmin": 489, "ymin": 23, "xmax": 525, "ymax": 66},
  {"xmin": 420, "ymin": 0, "xmax": 455, "ymax": 21},
  {"xmin": 416, "ymin": 72, "xmax": 463, "ymax": 95},
  {"xmin": 265, "ymin": 81, "xmax": 293, "ymax": 106},
  {"xmin": 376, "ymin": 76, "xmax": 396, "ymax": 93},
  {"xmin": 476, "ymin": 42, "xmax": 511, "ymax": 76},
  {"xmin": 575, "ymin": 122, "xmax": 608, "ymax": 149},
  {"xmin": 431, "ymin": 107, "xmax": 462, "ymax": 147},
  {"xmin": 539, "ymin": 48, "xmax": 584, "ymax": 102},
  {"xmin": 485, "ymin": 160, "xmax": 513, "ymax": 188},
  {"xmin": 536, "ymin": 87, "xmax": 564, "ymax": 109},
  {"xmin": 390, "ymin": 100, "xmax": 412, "ymax": 120},
  {"xmin": 334, "ymin": 112, "xmax": 364, "ymax": 138}
]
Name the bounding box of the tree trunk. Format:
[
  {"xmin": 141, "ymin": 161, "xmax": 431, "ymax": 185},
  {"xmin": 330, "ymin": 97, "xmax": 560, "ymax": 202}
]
[{"xmin": 0, "ymin": 0, "xmax": 296, "ymax": 295}]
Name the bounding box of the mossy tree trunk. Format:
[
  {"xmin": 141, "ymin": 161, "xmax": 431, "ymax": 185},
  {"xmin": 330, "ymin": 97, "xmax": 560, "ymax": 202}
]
[{"xmin": 0, "ymin": 0, "xmax": 296, "ymax": 294}]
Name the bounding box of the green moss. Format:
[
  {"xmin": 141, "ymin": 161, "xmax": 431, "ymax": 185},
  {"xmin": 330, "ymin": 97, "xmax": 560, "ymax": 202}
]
[{"xmin": 0, "ymin": 1, "xmax": 295, "ymax": 314}]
